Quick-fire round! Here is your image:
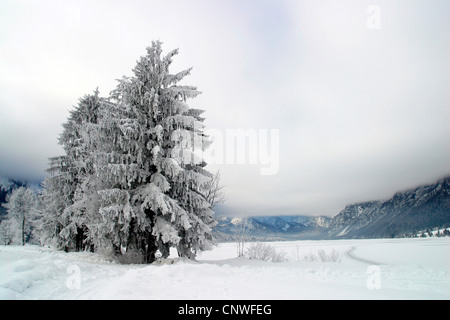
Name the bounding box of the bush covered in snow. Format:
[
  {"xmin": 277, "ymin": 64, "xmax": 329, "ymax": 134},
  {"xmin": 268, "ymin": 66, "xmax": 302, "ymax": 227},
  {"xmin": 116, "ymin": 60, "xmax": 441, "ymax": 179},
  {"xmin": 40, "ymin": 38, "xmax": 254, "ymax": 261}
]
[
  {"xmin": 245, "ymin": 242, "xmax": 289, "ymax": 263},
  {"xmin": 301, "ymin": 249, "xmax": 341, "ymax": 263}
]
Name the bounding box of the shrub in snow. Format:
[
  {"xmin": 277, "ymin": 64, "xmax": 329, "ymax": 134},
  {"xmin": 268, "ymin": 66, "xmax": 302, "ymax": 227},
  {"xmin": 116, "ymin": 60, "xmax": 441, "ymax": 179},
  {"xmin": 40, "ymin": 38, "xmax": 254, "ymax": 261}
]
[
  {"xmin": 245, "ymin": 242, "xmax": 289, "ymax": 263},
  {"xmin": 302, "ymin": 249, "xmax": 341, "ymax": 263}
]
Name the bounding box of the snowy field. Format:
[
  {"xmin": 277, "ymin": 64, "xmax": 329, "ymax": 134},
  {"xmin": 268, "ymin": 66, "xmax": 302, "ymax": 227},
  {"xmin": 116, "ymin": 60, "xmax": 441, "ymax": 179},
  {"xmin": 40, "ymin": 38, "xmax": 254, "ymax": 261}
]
[{"xmin": 0, "ymin": 237, "xmax": 449, "ymax": 300}]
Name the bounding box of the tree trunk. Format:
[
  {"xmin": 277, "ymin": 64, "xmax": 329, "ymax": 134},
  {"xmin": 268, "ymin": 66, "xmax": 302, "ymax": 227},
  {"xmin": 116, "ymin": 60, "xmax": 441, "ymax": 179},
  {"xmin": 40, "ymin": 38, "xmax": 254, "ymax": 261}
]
[
  {"xmin": 176, "ymin": 234, "xmax": 195, "ymax": 260},
  {"xmin": 143, "ymin": 211, "xmax": 157, "ymax": 264},
  {"xmin": 145, "ymin": 231, "xmax": 157, "ymax": 263},
  {"xmin": 158, "ymin": 239, "xmax": 170, "ymax": 259},
  {"xmin": 75, "ymin": 227, "xmax": 88, "ymax": 251},
  {"xmin": 22, "ymin": 217, "xmax": 25, "ymax": 246}
]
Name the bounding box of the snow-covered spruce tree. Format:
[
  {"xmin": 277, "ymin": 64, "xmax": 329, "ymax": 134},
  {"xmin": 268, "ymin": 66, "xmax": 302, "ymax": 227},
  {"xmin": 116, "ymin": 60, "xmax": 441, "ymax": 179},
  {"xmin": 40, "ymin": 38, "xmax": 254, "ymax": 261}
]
[
  {"xmin": 91, "ymin": 41, "xmax": 217, "ymax": 262},
  {"xmin": 39, "ymin": 156, "xmax": 73, "ymax": 249},
  {"xmin": 58, "ymin": 90, "xmax": 107, "ymax": 252},
  {"xmin": 40, "ymin": 90, "xmax": 106, "ymax": 251}
]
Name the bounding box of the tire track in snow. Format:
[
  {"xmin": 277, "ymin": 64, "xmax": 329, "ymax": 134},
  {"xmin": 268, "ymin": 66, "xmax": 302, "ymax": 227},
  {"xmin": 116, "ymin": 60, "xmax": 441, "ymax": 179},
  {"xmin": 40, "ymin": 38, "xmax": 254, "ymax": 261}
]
[{"xmin": 345, "ymin": 246, "xmax": 382, "ymax": 266}]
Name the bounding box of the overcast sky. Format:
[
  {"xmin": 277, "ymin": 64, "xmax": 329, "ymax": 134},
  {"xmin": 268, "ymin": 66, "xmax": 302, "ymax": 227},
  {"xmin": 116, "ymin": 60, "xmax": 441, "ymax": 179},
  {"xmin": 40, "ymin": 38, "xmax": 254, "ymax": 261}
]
[{"xmin": 1, "ymin": 0, "xmax": 449, "ymax": 216}]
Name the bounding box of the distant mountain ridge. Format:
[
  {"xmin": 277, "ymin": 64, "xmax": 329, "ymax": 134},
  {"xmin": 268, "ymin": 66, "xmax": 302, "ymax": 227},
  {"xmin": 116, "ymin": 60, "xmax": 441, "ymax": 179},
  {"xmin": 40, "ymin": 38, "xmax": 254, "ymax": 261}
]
[
  {"xmin": 326, "ymin": 176, "xmax": 450, "ymax": 239},
  {"xmin": 213, "ymin": 176, "xmax": 450, "ymax": 241},
  {"xmin": 213, "ymin": 215, "xmax": 332, "ymax": 241}
]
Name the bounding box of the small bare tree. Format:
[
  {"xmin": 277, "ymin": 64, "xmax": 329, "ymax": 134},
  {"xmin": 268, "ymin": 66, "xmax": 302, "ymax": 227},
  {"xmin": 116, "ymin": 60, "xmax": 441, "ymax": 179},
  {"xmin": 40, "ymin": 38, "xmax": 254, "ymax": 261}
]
[
  {"xmin": 236, "ymin": 217, "xmax": 250, "ymax": 257},
  {"xmin": 205, "ymin": 171, "xmax": 225, "ymax": 209}
]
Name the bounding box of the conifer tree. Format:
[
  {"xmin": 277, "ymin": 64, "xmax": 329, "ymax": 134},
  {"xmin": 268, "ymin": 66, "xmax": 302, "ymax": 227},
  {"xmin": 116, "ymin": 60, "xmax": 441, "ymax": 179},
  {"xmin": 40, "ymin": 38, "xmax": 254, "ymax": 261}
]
[
  {"xmin": 41, "ymin": 90, "xmax": 105, "ymax": 251},
  {"xmin": 40, "ymin": 41, "xmax": 218, "ymax": 262},
  {"xmin": 58, "ymin": 90, "xmax": 105, "ymax": 251},
  {"xmin": 92, "ymin": 41, "xmax": 216, "ymax": 262}
]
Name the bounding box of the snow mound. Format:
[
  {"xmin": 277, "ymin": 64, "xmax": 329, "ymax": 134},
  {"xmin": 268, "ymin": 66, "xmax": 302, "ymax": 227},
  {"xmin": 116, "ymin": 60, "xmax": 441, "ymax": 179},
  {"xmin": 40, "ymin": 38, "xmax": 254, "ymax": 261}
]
[{"xmin": 153, "ymin": 257, "xmax": 197, "ymax": 266}]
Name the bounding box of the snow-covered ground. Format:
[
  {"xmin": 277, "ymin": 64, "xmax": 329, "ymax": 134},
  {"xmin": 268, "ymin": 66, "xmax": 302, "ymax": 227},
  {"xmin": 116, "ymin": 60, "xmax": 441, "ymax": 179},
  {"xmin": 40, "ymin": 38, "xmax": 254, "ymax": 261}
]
[{"xmin": 0, "ymin": 237, "xmax": 449, "ymax": 300}]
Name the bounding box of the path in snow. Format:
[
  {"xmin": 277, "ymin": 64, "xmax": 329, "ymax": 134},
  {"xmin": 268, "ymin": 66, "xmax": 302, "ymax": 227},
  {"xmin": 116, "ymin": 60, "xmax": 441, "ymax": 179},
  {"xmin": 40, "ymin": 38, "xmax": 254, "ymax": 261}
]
[{"xmin": 345, "ymin": 246, "xmax": 382, "ymax": 265}]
